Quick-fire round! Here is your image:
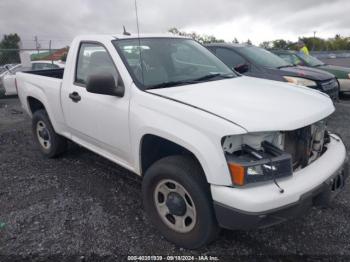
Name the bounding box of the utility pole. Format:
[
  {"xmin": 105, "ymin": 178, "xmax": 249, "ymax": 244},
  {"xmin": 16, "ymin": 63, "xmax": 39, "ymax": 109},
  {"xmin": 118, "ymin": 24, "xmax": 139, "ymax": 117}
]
[
  {"xmin": 313, "ymin": 31, "xmax": 317, "ymax": 51},
  {"xmin": 49, "ymin": 40, "xmax": 53, "ymax": 64},
  {"xmin": 34, "ymin": 35, "xmax": 41, "ymax": 54}
]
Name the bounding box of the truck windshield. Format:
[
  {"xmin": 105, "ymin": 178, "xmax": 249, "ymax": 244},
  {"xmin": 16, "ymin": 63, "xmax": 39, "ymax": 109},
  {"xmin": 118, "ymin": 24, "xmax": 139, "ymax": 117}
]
[
  {"xmin": 113, "ymin": 38, "xmax": 236, "ymax": 90},
  {"xmin": 238, "ymin": 46, "xmax": 293, "ymax": 69},
  {"xmin": 297, "ymin": 53, "xmax": 325, "ymax": 67}
]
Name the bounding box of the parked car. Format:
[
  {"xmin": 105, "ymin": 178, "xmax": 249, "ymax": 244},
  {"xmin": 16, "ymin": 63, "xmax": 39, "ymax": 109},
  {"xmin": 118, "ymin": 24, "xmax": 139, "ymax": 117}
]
[
  {"xmin": 16, "ymin": 34, "xmax": 348, "ymax": 249},
  {"xmin": 0, "ymin": 64, "xmax": 19, "ymax": 92},
  {"xmin": 3, "ymin": 61, "xmax": 64, "ymax": 96},
  {"xmin": 205, "ymin": 44, "xmax": 339, "ymax": 100},
  {"xmin": 272, "ymin": 50, "xmax": 350, "ymax": 94}
]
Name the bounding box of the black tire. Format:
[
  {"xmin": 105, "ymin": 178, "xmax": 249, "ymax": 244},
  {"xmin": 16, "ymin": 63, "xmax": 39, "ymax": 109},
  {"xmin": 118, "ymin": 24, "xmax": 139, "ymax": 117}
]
[
  {"xmin": 32, "ymin": 109, "xmax": 67, "ymax": 158},
  {"xmin": 142, "ymin": 155, "xmax": 220, "ymax": 249}
]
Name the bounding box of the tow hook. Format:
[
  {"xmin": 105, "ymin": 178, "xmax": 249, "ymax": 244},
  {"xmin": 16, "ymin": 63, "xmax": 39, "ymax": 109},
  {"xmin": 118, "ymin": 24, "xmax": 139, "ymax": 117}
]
[{"xmin": 330, "ymin": 174, "xmax": 345, "ymax": 191}]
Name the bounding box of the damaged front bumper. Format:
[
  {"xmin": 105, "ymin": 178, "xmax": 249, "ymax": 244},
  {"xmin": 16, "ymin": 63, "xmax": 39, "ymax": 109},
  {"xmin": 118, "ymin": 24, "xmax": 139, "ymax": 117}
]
[{"xmin": 211, "ymin": 135, "xmax": 348, "ymax": 230}]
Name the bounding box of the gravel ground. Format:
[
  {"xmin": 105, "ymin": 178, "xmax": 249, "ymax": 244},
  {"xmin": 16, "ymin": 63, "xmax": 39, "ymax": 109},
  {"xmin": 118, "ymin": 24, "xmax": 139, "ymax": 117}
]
[{"xmin": 0, "ymin": 95, "xmax": 350, "ymax": 261}]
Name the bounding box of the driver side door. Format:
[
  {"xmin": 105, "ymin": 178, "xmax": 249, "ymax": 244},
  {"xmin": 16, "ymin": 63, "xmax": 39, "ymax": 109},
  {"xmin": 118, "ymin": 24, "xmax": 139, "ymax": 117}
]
[{"xmin": 61, "ymin": 42, "xmax": 132, "ymax": 166}]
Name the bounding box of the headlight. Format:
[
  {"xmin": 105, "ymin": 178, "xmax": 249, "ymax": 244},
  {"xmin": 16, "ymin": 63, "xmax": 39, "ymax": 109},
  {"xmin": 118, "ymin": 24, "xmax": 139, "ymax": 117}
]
[
  {"xmin": 222, "ymin": 133, "xmax": 292, "ymax": 186},
  {"xmin": 348, "ymin": 73, "xmax": 350, "ymax": 79},
  {"xmin": 283, "ymin": 76, "xmax": 317, "ymax": 87}
]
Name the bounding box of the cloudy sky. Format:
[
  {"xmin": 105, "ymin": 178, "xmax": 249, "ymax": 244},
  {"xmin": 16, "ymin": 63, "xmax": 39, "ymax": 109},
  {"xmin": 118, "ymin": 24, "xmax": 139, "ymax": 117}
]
[{"xmin": 0, "ymin": 0, "xmax": 349, "ymax": 49}]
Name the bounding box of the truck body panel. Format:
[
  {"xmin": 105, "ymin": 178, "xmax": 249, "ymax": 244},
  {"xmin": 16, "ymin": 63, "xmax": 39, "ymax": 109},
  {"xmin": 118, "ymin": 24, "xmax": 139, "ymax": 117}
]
[{"xmin": 148, "ymin": 76, "xmax": 334, "ymax": 132}]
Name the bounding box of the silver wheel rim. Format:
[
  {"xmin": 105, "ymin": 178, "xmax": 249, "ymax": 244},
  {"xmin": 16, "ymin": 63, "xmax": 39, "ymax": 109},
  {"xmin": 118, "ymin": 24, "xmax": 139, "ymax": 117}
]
[
  {"xmin": 36, "ymin": 120, "xmax": 51, "ymax": 150},
  {"xmin": 154, "ymin": 179, "xmax": 197, "ymax": 233}
]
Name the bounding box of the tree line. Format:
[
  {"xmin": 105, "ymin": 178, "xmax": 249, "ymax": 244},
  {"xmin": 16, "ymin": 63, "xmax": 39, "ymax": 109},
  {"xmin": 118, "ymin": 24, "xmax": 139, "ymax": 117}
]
[
  {"xmin": 169, "ymin": 28, "xmax": 350, "ymax": 51},
  {"xmin": 1, "ymin": 30, "xmax": 350, "ymax": 65},
  {"xmin": 260, "ymin": 34, "xmax": 350, "ymax": 51}
]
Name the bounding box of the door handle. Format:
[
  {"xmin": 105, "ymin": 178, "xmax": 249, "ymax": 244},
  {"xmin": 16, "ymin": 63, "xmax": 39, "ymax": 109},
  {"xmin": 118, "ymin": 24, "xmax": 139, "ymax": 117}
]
[{"xmin": 69, "ymin": 92, "xmax": 81, "ymax": 103}]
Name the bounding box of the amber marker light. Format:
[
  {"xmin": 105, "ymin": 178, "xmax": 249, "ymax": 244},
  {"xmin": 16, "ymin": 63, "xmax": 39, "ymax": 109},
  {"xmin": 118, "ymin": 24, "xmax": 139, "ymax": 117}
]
[{"xmin": 228, "ymin": 163, "xmax": 245, "ymax": 186}]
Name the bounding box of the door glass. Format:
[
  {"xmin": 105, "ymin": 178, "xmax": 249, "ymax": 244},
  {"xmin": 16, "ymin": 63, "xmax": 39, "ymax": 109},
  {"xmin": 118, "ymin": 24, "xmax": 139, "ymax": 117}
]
[{"xmin": 75, "ymin": 43, "xmax": 119, "ymax": 86}]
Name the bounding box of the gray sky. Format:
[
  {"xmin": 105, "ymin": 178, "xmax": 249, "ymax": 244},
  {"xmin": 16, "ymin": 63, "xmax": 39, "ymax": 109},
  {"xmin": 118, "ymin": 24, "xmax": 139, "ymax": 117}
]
[{"xmin": 0, "ymin": 0, "xmax": 349, "ymax": 49}]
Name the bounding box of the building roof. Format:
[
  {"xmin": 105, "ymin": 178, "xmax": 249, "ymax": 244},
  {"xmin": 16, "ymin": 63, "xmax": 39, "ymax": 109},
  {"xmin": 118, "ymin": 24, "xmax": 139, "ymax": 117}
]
[{"xmin": 42, "ymin": 47, "xmax": 69, "ymax": 61}]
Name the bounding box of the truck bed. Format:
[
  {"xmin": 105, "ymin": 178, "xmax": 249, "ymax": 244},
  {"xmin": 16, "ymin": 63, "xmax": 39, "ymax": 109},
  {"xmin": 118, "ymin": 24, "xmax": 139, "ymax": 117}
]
[
  {"xmin": 23, "ymin": 68, "xmax": 64, "ymax": 79},
  {"xmin": 16, "ymin": 69, "xmax": 68, "ymax": 136}
]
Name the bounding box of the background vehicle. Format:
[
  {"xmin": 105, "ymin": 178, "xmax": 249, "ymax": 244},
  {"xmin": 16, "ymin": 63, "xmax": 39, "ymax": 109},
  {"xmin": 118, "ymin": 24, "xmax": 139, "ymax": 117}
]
[
  {"xmin": 272, "ymin": 50, "xmax": 350, "ymax": 94},
  {"xmin": 2, "ymin": 60, "xmax": 64, "ymax": 96},
  {"xmin": 16, "ymin": 35, "xmax": 348, "ymax": 249},
  {"xmin": 205, "ymin": 44, "xmax": 340, "ymax": 100},
  {"xmin": 0, "ymin": 64, "xmax": 18, "ymax": 92}
]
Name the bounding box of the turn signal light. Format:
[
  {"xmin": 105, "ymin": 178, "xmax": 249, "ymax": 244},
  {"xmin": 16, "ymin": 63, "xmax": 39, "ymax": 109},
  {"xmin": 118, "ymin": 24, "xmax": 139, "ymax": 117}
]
[{"xmin": 228, "ymin": 163, "xmax": 245, "ymax": 186}]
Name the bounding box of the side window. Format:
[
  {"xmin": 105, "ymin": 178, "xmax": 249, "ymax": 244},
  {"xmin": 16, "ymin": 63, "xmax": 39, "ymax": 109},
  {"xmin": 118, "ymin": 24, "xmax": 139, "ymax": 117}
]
[
  {"xmin": 75, "ymin": 43, "xmax": 119, "ymax": 86},
  {"xmin": 215, "ymin": 48, "xmax": 246, "ymax": 69}
]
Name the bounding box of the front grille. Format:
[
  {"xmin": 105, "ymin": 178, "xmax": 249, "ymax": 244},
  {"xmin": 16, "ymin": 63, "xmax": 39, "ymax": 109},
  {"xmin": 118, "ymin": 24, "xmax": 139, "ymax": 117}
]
[
  {"xmin": 284, "ymin": 127, "xmax": 312, "ymax": 169},
  {"xmin": 319, "ymin": 78, "xmax": 339, "ymax": 100},
  {"xmin": 283, "ymin": 122, "xmax": 327, "ymax": 170},
  {"xmin": 320, "ymin": 79, "xmax": 338, "ymax": 91}
]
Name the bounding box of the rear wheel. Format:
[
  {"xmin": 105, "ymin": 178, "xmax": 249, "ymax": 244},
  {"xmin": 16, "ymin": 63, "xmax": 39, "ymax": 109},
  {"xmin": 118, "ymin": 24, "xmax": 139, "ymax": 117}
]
[
  {"xmin": 142, "ymin": 155, "xmax": 219, "ymax": 249},
  {"xmin": 32, "ymin": 109, "xmax": 67, "ymax": 158}
]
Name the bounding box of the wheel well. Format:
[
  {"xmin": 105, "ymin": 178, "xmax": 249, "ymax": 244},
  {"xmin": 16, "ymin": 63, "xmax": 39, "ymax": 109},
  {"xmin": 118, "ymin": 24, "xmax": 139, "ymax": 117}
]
[
  {"xmin": 27, "ymin": 97, "xmax": 45, "ymax": 114},
  {"xmin": 140, "ymin": 135, "xmax": 200, "ymax": 175}
]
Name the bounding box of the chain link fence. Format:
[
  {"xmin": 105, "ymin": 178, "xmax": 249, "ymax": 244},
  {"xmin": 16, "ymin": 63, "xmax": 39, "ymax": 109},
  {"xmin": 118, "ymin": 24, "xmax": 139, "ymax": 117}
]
[
  {"xmin": 0, "ymin": 48, "xmax": 68, "ymax": 97},
  {"xmin": 0, "ymin": 48, "xmax": 67, "ymax": 67}
]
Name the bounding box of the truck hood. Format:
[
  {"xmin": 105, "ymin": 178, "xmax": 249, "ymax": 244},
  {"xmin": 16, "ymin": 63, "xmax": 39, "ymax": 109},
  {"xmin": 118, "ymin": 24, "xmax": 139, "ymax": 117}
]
[
  {"xmin": 147, "ymin": 76, "xmax": 335, "ymax": 132},
  {"xmin": 319, "ymin": 64, "xmax": 350, "ymax": 79},
  {"xmin": 278, "ymin": 66, "xmax": 335, "ymax": 81}
]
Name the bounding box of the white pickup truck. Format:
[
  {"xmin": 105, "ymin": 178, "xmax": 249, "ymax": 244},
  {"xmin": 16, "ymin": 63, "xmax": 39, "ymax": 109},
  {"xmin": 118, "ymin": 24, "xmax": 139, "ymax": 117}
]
[{"xmin": 16, "ymin": 34, "xmax": 348, "ymax": 249}]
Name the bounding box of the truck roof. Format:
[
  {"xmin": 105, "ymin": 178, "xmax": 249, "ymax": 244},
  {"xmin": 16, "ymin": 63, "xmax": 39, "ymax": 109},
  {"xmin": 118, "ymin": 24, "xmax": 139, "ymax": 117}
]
[
  {"xmin": 74, "ymin": 33, "xmax": 190, "ymax": 42},
  {"xmin": 205, "ymin": 43, "xmax": 248, "ymax": 48}
]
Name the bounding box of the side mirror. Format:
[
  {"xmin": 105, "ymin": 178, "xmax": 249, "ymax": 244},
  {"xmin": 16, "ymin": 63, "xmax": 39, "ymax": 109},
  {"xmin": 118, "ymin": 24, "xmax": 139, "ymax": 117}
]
[
  {"xmin": 234, "ymin": 63, "xmax": 249, "ymax": 74},
  {"xmin": 86, "ymin": 73, "xmax": 124, "ymax": 97}
]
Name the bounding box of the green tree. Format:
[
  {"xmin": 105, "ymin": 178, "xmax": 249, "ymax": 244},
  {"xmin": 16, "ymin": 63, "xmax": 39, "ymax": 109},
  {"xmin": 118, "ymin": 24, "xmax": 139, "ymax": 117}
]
[
  {"xmin": 168, "ymin": 28, "xmax": 224, "ymax": 44},
  {"xmin": 246, "ymin": 39, "xmax": 252, "ymax": 45},
  {"xmin": 259, "ymin": 41, "xmax": 272, "ymax": 49},
  {"xmin": 0, "ymin": 33, "xmax": 21, "ymax": 65}
]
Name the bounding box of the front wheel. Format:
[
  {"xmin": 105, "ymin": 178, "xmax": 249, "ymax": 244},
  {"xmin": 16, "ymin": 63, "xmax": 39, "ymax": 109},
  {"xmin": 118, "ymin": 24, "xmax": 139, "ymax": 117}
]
[{"xmin": 142, "ymin": 155, "xmax": 219, "ymax": 249}]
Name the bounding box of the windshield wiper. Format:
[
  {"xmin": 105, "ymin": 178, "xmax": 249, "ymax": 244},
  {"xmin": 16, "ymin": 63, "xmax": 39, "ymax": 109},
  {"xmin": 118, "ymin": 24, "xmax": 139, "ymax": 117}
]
[
  {"xmin": 191, "ymin": 73, "xmax": 232, "ymax": 82},
  {"xmin": 147, "ymin": 80, "xmax": 193, "ymax": 90},
  {"xmin": 277, "ymin": 65, "xmax": 293, "ymax": 69},
  {"xmin": 146, "ymin": 73, "xmax": 235, "ymax": 90}
]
